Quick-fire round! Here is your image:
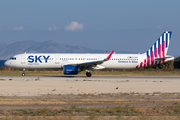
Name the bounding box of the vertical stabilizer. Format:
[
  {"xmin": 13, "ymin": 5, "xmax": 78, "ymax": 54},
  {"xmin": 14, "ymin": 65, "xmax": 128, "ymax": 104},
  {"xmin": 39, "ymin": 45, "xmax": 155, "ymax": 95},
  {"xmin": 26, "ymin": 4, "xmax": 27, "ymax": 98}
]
[{"xmin": 143, "ymin": 31, "xmax": 172, "ymax": 67}]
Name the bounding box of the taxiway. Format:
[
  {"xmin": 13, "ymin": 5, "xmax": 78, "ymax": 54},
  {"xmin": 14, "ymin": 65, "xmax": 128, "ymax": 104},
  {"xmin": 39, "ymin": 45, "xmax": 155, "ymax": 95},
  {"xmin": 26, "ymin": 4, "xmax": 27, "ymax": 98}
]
[{"xmin": 0, "ymin": 75, "xmax": 179, "ymax": 96}]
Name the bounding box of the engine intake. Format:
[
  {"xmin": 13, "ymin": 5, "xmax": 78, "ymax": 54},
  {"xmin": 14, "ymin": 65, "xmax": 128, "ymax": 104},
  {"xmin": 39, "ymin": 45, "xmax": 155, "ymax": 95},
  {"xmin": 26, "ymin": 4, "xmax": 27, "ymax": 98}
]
[{"xmin": 63, "ymin": 65, "xmax": 78, "ymax": 75}]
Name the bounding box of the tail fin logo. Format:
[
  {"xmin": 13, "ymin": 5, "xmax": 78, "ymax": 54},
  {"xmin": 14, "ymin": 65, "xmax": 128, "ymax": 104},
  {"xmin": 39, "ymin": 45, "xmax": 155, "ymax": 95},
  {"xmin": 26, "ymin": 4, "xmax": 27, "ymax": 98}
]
[
  {"xmin": 145, "ymin": 31, "xmax": 172, "ymax": 66},
  {"xmin": 136, "ymin": 31, "xmax": 172, "ymax": 68}
]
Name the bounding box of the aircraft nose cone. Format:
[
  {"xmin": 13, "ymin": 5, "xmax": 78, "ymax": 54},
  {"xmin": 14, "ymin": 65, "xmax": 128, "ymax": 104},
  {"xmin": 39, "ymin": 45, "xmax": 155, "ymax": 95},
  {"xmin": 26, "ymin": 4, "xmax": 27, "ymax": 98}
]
[{"xmin": 4, "ymin": 60, "xmax": 10, "ymax": 67}]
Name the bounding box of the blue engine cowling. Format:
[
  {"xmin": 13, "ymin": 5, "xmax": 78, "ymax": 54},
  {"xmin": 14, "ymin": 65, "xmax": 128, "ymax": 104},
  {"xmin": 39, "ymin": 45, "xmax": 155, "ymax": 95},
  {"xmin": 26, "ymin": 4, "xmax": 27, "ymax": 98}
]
[{"xmin": 63, "ymin": 65, "xmax": 78, "ymax": 75}]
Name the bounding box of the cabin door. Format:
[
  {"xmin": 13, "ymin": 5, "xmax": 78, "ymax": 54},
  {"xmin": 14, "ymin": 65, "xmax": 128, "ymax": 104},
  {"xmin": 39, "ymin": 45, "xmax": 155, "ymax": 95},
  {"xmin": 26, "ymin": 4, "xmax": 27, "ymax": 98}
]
[
  {"xmin": 21, "ymin": 54, "xmax": 26, "ymax": 64},
  {"xmin": 55, "ymin": 55, "xmax": 59, "ymax": 64}
]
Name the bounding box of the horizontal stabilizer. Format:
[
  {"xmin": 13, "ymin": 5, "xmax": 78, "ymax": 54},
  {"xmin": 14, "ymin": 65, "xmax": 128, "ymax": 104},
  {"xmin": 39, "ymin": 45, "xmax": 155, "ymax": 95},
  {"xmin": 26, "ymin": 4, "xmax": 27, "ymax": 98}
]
[{"xmin": 155, "ymin": 56, "xmax": 174, "ymax": 61}]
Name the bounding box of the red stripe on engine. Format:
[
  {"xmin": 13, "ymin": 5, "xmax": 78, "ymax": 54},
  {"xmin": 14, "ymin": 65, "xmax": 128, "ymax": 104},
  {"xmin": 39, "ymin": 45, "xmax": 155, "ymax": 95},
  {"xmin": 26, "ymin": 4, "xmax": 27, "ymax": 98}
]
[{"xmin": 136, "ymin": 65, "xmax": 138, "ymax": 68}]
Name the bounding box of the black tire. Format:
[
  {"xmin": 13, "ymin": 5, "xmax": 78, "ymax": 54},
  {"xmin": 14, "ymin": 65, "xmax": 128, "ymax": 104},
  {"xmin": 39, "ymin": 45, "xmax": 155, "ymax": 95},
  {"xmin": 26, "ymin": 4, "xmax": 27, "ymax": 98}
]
[
  {"xmin": 22, "ymin": 73, "xmax": 25, "ymax": 76},
  {"xmin": 88, "ymin": 72, "xmax": 91, "ymax": 77},
  {"xmin": 86, "ymin": 72, "xmax": 92, "ymax": 77}
]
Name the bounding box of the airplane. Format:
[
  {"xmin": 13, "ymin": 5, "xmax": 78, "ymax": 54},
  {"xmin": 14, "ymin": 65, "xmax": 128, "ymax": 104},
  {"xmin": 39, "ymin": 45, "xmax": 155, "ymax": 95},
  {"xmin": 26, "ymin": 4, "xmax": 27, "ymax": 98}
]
[{"xmin": 4, "ymin": 31, "xmax": 174, "ymax": 77}]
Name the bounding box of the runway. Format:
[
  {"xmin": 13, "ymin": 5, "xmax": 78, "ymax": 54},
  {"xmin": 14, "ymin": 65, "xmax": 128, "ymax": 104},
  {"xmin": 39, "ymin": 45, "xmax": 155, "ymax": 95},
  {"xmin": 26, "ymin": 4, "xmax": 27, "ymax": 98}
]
[{"xmin": 0, "ymin": 75, "xmax": 180, "ymax": 96}]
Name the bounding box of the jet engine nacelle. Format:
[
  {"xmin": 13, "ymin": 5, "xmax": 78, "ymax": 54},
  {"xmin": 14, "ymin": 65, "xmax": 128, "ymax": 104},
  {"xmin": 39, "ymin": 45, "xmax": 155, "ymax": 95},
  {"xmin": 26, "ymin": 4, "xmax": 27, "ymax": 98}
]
[{"xmin": 63, "ymin": 65, "xmax": 78, "ymax": 75}]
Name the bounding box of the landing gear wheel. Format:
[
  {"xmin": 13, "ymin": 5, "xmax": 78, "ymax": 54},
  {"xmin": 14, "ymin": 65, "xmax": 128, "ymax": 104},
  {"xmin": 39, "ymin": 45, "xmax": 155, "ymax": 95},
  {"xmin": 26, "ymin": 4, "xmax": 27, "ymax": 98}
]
[
  {"xmin": 22, "ymin": 73, "xmax": 25, "ymax": 76},
  {"xmin": 22, "ymin": 69, "xmax": 25, "ymax": 76},
  {"xmin": 86, "ymin": 72, "xmax": 92, "ymax": 77}
]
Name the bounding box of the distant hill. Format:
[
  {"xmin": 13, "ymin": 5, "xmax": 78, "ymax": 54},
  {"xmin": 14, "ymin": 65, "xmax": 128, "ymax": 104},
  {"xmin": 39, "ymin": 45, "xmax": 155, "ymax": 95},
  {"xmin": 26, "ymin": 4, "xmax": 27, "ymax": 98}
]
[{"xmin": 0, "ymin": 40, "xmax": 106, "ymax": 60}]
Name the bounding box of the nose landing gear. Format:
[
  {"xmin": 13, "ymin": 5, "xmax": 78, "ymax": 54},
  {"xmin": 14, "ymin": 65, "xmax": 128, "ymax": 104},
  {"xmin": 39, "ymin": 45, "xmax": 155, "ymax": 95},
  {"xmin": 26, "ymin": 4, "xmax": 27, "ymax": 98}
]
[{"xmin": 22, "ymin": 69, "xmax": 25, "ymax": 76}]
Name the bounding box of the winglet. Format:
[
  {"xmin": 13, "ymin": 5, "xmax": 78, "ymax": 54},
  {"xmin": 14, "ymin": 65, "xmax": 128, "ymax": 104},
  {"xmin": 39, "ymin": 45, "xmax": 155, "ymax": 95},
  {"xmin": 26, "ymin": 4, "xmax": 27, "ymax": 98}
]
[
  {"xmin": 106, "ymin": 50, "xmax": 114, "ymax": 60},
  {"xmin": 104, "ymin": 51, "xmax": 108, "ymax": 54}
]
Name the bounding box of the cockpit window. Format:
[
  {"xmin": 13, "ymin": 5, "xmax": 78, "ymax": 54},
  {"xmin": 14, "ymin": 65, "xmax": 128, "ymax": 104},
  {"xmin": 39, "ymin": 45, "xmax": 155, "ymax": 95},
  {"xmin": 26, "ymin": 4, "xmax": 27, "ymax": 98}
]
[{"xmin": 10, "ymin": 57, "xmax": 16, "ymax": 60}]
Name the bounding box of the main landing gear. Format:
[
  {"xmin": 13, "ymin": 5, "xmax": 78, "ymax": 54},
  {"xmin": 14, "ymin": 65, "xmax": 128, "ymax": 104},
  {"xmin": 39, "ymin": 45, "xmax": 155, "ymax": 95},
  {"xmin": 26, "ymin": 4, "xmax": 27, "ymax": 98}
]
[
  {"xmin": 86, "ymin": 72, "xmax": 92, "ymax": 77},
  {"xmin": 22, "ymin": 69, "xmax": 25, "ymax": 76}
]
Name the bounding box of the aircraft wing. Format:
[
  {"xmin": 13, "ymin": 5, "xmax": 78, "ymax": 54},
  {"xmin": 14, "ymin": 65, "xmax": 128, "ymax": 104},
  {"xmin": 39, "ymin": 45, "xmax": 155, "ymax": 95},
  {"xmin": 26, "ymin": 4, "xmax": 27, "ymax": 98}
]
[{"xmin": 68, "ymin": 50, "xmax": 114, "ymax": 70}]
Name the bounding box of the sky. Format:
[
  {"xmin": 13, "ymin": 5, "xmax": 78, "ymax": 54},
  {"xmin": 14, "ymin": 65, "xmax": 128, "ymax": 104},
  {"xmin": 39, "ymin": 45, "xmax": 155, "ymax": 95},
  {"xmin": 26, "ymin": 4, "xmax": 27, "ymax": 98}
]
[{"xmin": 0, "ymin": 0, "xmax": 180, "ymax": 57}]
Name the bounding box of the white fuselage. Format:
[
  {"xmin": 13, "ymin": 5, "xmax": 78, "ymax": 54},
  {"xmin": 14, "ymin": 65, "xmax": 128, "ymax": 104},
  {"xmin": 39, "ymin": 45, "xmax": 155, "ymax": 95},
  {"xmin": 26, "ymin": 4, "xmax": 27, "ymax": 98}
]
[{"xmin": 5, "ymin": 53, "xmax": 144, "ymax": 70}]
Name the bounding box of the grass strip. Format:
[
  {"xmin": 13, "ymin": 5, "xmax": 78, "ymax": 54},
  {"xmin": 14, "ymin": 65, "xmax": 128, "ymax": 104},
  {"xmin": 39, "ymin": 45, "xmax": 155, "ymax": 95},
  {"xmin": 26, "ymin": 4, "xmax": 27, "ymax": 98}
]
[
  {"xmin": 1, "ymin": 104, "xmax": 180, "ymax": 116},
  {"xmin": 0, "ymin": 69, "xmax": 180, "ymax": 76}
]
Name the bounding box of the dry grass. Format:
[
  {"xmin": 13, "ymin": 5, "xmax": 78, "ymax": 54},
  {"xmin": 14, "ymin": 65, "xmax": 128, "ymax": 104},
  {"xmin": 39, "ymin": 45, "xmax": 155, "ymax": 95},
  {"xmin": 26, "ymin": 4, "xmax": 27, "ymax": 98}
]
[
  {"xmin": 0, "ymin": 92, "xmax": 179, "ymax": 119},
  {"xmin": 0, "ymin": 116, "xmax": 179, "ymax": 120},
  {"xmin": 0, "ymin": 98, "xmax": 179, "ymax": 106},
  {"xmin": 0, "ymin": 104, "xmax": 180, "ymax": 117},
  {"xmin": 0, "ymin": 69, "xmax": 180, "ymax": 76},
  {"xmin": 88, "ymin": 69, "xmax": 180, "ymax": 76}
]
